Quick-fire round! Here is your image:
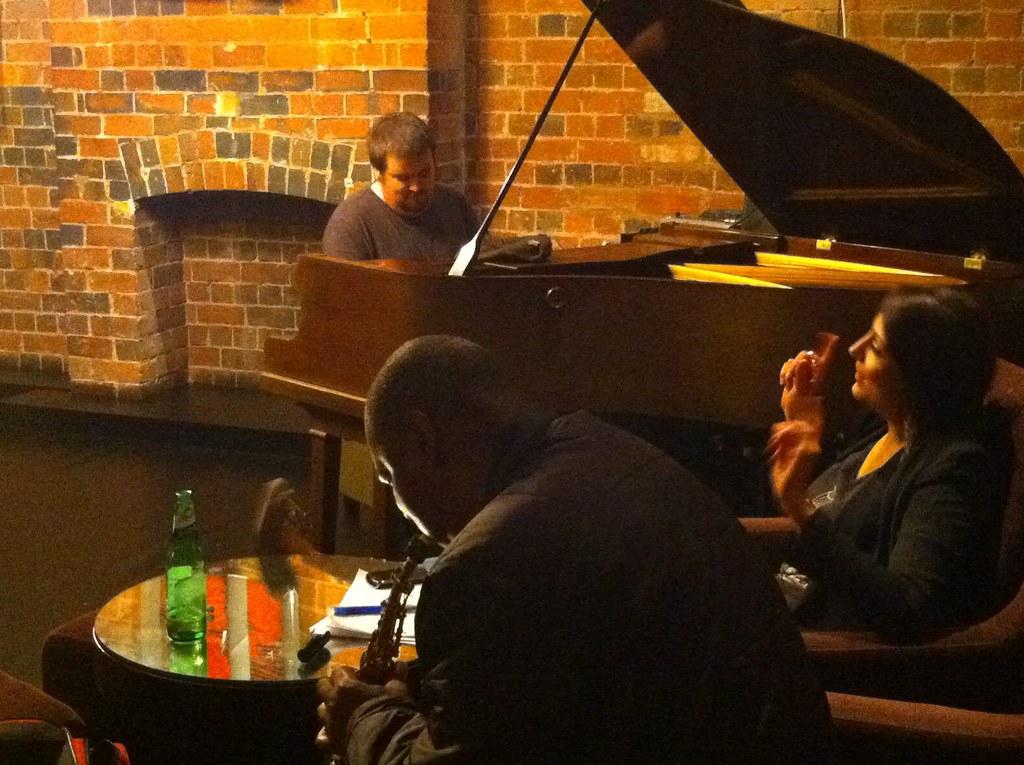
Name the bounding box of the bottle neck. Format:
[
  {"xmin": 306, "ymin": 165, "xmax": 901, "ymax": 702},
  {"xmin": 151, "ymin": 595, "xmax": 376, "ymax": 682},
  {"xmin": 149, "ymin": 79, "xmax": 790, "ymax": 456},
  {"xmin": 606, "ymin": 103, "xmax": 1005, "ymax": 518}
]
[{"xmin": 173, "ymin": 490, "xmax": 196, "ymax": 533}]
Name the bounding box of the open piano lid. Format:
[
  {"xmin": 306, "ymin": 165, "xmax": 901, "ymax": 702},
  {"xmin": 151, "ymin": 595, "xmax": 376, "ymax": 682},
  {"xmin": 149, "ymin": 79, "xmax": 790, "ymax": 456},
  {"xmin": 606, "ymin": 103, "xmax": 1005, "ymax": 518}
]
[{"xmin": 583, "ymin": 0, "xmax": 1024, "ymax": 263}]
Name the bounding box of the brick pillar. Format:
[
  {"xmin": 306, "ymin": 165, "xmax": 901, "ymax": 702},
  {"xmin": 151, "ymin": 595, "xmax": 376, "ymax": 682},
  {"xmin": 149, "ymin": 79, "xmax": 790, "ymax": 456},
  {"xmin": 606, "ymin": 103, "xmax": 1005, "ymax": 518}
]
[
  {"xmin": 59, "ymin": 199, "xmax": 186, "ymax": 396},
  {"xmin": 428, "ymin": 0, "xmax": 468, "ymax": 185}
]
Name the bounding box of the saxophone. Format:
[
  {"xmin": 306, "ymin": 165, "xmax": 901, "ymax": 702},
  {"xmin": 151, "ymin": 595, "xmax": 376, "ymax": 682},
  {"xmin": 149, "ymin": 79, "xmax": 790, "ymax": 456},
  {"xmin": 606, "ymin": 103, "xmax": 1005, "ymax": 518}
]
[{"xmin": 358, "ymin": 535, "xmax": 432, "ymax": 684}]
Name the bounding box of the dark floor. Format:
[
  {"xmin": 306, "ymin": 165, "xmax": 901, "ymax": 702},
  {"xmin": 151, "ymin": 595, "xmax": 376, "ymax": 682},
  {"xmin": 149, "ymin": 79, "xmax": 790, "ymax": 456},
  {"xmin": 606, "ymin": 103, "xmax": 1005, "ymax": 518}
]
[{"xmin": 0, "ymin": 380, "xmax": 377, "ymax": 689}]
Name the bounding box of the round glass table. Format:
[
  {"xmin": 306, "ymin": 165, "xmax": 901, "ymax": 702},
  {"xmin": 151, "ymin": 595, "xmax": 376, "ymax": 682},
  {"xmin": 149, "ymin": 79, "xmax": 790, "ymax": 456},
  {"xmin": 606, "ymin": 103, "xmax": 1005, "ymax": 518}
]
[
  {"xmin": 93, "ymin": 553, "xmax": 403, "ymax": 683},
  {"xmin": 92, "ymin": 553, "xmax": 407, "ymax": 765}
]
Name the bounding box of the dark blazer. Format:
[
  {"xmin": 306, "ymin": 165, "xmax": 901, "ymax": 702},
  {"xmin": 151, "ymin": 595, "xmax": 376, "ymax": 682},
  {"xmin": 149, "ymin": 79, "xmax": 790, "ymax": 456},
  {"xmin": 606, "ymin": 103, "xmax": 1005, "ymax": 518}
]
[
  {"xmin": 344, "ymin": 411, "xmax": 837, "ymax": 764},
  {"xmin": 795, "ymin": 424, "xmax": 1007, "ymax": 641}
]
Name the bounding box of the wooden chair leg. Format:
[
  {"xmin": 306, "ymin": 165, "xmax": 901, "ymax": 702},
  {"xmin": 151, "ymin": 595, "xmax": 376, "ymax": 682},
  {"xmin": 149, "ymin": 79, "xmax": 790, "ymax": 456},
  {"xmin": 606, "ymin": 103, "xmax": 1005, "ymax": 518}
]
[{"xmin": 309, "ymin": 428, "xmax": 341, "ymax": 554}]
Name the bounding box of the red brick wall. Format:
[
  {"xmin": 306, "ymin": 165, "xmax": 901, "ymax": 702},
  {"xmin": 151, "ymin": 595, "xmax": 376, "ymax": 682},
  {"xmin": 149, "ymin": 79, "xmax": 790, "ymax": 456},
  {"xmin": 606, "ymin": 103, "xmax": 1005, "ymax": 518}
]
[
  {"xmin": 1, "ymin": 0, "xmax": 1021, "ymax": 395},
  {"xmin": 427, "ymin": 0, "xmax": 469, "ymax": 184}
]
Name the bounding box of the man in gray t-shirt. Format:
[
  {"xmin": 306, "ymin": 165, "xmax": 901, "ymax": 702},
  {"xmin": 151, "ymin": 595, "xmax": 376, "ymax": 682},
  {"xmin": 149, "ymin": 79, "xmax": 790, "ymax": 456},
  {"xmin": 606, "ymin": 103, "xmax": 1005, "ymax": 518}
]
[{"xmin": 322, "ymin": 113, "xmax": 478, "ymax": 263}]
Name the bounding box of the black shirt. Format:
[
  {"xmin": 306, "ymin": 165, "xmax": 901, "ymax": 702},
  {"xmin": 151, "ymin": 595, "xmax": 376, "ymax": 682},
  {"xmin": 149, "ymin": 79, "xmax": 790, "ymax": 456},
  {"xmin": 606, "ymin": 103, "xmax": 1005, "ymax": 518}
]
[{"xmin": 793, "ymin": 428, "xmax": 1004, "ymax": 639}]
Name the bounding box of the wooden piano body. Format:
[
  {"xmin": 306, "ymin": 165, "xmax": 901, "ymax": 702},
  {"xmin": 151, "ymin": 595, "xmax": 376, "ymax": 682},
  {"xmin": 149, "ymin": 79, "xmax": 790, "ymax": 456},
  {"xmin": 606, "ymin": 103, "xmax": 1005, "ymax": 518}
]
[
  {"xmin": 262, "ymin": 232, "xmax": 1024, "ymax": 554},
  {"xmin": 261, "ymin": 0, "xmax": 1024, "ymax": 552},
  {"xmin": 262, "ymin": 233, "xmax": 1023, "ymax": 432}
]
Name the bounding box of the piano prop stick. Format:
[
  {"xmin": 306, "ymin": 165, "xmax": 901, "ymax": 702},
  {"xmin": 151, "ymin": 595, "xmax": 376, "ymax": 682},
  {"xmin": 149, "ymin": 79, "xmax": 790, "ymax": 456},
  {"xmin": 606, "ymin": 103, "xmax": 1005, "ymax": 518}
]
[{"xmin": 449, "ymin": 0, "xmax": 608, "ymax": 277}]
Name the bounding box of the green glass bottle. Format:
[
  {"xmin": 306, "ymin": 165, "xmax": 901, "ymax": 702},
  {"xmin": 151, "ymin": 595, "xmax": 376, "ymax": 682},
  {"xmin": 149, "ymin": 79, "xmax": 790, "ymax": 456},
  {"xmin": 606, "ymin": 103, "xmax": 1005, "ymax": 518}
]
[{"xmin": 165, "ymin": 489, "xmax": 207, "ymax": 642}]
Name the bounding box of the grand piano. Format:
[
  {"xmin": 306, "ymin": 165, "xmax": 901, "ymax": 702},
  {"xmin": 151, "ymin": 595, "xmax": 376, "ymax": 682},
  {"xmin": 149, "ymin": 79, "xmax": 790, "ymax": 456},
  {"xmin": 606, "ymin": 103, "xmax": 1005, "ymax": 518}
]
[{"xmin": 262, "ymin": 0, "xmax": 1024, "ymax": 552}]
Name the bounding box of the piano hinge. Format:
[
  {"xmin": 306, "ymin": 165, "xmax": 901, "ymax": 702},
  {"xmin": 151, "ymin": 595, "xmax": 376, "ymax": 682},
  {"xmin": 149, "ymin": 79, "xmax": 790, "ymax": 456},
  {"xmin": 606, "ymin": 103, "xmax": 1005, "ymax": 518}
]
[{"xmin": 964, "ymin": 250, "xmax": 987, "ymax": 271}]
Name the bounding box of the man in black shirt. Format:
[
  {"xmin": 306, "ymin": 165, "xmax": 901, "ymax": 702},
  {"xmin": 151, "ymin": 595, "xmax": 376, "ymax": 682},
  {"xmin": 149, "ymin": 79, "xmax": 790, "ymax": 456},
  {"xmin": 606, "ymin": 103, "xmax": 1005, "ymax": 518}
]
[
  {"xmin": 321, "ymin": 113, "xmax": 477, "ymax": 262},
  {"xmin": 316, "ymin": 335, "xmax": 838, "ymax": 765}
]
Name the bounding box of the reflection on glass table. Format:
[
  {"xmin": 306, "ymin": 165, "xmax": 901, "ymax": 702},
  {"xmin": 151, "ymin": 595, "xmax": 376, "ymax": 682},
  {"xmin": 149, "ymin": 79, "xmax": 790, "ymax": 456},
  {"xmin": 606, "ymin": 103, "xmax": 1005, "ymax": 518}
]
[{"xmin": 93, "ymin": 554, "xmax": 415, "ymax": 685}]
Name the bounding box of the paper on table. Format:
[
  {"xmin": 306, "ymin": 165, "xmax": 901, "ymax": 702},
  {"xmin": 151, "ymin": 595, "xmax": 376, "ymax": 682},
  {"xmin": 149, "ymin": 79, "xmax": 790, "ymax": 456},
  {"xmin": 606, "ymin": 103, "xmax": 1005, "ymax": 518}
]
[{"xmin": 309, "ymin": 569, "xmax": 421, "ymax": 644}]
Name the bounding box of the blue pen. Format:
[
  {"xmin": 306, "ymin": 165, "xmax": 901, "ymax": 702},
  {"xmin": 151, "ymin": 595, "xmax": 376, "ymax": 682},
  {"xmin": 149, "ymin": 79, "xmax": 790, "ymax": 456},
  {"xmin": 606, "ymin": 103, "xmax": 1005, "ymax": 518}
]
[{"xmin": 334, "ymin": 604, "xmax": 383, "ymax": 616}]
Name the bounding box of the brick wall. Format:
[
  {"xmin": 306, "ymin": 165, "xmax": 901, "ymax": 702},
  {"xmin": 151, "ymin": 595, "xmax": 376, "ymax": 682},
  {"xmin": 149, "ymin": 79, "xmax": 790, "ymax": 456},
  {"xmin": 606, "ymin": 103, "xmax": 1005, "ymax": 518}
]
[
  {"xmin": 172, "ymin": 192, "xmax": 330, "ymax": 388},
  {"xmin": 1, "ymin": 0, "xmax": 1021, "ymax": 395}
]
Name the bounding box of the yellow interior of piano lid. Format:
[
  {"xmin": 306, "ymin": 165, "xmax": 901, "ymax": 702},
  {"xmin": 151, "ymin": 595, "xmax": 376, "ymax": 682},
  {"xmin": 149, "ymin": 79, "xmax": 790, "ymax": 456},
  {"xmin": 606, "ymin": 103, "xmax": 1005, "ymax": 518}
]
[
  {"xmin": 668, "ymin": 264, "xmax": 791, "ymax": 288},
  {"xmin": 754, "ymin": 251, "xmax": 942, "ymax": 277}
]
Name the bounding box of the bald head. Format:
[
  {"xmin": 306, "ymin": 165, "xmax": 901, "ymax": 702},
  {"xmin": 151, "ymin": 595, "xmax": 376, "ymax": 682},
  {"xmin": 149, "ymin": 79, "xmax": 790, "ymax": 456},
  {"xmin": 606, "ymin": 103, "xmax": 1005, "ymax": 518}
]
[
  {"xmin": 365, "ymin": 336, "xmax": 534, "ymax": 540},
  {"xmin": 366, "ymin": 335, "xmax": 528, "ymax": 457}
]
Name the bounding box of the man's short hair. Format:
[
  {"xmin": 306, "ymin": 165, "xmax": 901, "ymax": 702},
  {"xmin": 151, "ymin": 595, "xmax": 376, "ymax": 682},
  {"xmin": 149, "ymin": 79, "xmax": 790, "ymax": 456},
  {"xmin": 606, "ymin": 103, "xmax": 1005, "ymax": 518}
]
[
  {"xmin": 367, "ymin": 113, "xmax": 436, "ymax": 174},
  {"xmin": 366, "ymin": 335, "xmax": 525, "ymax": 454}
]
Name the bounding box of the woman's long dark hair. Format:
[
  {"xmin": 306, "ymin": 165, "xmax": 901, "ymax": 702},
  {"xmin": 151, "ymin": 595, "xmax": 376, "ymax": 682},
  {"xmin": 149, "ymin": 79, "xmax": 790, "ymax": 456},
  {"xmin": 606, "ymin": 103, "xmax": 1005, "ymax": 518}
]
[{"xmin": 879, "ymin": 287, "xmax": 994, "ymax": 435}]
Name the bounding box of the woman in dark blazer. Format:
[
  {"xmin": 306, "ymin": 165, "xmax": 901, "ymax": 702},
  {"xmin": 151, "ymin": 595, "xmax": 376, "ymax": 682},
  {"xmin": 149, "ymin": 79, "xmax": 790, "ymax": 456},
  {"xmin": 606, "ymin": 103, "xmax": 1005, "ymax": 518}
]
[{"xmin": 768, "ymin": 288, "xmax": 1008, "ymax": 640}]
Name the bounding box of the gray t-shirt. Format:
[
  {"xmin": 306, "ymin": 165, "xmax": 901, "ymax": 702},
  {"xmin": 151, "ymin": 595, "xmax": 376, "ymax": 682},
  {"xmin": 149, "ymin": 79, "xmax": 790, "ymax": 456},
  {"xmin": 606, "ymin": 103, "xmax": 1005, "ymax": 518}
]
[{"xmin": 321, "ymin": 186, "xmax": 478, "ymax": 263}]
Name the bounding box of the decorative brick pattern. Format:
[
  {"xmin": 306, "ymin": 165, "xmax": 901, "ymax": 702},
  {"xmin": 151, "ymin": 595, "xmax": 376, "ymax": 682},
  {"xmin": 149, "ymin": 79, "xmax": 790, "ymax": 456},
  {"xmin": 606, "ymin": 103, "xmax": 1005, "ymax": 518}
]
[
  {"xmin": 1, "ymin": 0, "xmax": 1022, "ymax": 396},
  {"xmin": 117, "ymin": 131, "xmax": 353, "ymax": 202}
]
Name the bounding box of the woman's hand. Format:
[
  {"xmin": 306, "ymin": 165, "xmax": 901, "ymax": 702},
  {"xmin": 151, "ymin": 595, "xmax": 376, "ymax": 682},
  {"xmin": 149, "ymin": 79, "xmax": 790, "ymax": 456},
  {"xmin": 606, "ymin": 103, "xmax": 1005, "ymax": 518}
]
[
  {"xmin": 767, "ymin": 419, "xmax": 822, "ymax": 526},
  {"xmin": 779, "ymin": 332, "xmax": 840, "ymax": 425}
]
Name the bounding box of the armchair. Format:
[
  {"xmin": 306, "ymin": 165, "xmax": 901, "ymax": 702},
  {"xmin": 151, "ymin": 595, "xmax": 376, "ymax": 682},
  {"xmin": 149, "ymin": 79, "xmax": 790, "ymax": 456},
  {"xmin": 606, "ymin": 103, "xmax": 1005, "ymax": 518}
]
[
  {"xmin": 0, "ymin": 669, "xmax": 83, "ymax": 765},
  {"xmin": 828, "ymin": 690, "xmax": 1024, "ymax": 765},
  {"xmin": 741, "ymin": 358, "xmax": 1024, "ymax": 710}
]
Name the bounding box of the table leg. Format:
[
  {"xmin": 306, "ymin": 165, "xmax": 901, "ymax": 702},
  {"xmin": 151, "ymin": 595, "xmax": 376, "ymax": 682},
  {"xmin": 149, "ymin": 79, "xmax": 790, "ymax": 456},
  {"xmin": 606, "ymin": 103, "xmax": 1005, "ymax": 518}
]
[{"xmin": 309, "ymin": 428, "xmax": 341, "ymax": 554}]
